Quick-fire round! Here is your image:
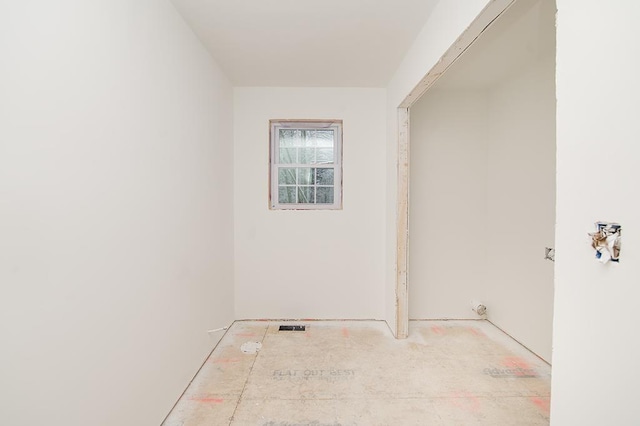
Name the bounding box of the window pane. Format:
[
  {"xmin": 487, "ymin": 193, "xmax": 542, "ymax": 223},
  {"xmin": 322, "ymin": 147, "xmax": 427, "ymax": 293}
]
[
  {"xmin": 299, "ymin": 148, "xmax": 315, "ymax": 164},
  {"xmin": 316, "ymin": 187, "xmax": 334, "ymax": 204},
  {"xmin": 280, "ymin": 129, "xmax": 301, "ymax": 147},
  {"xmin": 297, "ymin": 168, "xmax": 315, "ymax": 185},
  {"xmin": 316, "ymin": 130, "xmax": 334, "ymax": 147},
  {"xmin": 297, "ymin": 186, "xmax": 315, "ymax": 203},
  {"xmin": 316, "ymin": 168, "xmax": 334, "ymax": 185},
  {"xmin": 316, "ymin": 148, "xmax": 334, "ymax": 164},
  {"xmin": 302, "ymin": 130, "xmax": 316, "ymax": 147},
  {"xmin": 279, "ymin": 148, "xmax": 297, "ymax": 163},
  {"xmin": 278, "ymin": 186, "xmax": 296, "ymax": 203},
  {"xmin": 278, "ymin": 168, "xmax": 296, "ymax": 185}
]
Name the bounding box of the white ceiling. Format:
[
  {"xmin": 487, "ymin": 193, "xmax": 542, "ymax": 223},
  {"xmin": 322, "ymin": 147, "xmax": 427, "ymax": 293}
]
[{"xmin": 171, "ymin": 0, "xmax": 439, "ymax": 87}]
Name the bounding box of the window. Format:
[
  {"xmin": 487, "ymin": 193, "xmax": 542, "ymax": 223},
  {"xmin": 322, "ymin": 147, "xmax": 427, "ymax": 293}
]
[{"xmin": 270, "ymin": 120, "xmax": 342, "ymax": 210}]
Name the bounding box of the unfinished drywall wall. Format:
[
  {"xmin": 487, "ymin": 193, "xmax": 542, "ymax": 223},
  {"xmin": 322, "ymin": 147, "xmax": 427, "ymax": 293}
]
[
  {"xmin": 485, "ymin": 54, "xmax": 556, "ymax": 362},
  {"xmin": 408, "ymin": 0, "xmax": 556, "ymax": 362},
  {"xmin": 409, "ymin": 90, "xmax": 489, "ymax": 319},
  {"xmin": 385, "ymin": 0, "xmax": 494, "ymax": 334},
  {"xmin": 0, "ymin": 1, "xmax": 234, "ymax": 425},
  {"xmin": 234, "ymin": 88, "xmax": 386, "ymax": 320},
  {"xmin": 551, "ymin": 0, "xmax": 640, "ymax": 424}
]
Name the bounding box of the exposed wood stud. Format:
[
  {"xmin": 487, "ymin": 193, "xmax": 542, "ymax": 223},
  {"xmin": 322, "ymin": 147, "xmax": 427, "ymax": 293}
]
[{"xmin": 395, "ymin": 107, "xmax": 410, "ymax": 339}]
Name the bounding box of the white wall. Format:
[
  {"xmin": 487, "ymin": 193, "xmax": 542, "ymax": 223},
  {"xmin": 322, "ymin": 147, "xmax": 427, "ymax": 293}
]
[
  {"xmin": 0, "ymin": 1, "xmax": 234, "ymax": 425},
  {"xmin": 385, "ymin": 0, "xmax": 493, "ymax": 334},
  {"xmin": 409, "ymin": 90, "xmax": 489, "ymax": 319},
  {"xmin": 408, "ymin": 45, "xmax": 555, "ymax": 364},
  {"xmin": 552, "ymin": 0, "xmax": 640, "ymax": 424},
  {"xmin": 485, "ymin": 55, "xmax": 556, "ymax": 362},
  {"xmin": 234, "ymin": 88, "xmax": 386, "ymax": 320}
]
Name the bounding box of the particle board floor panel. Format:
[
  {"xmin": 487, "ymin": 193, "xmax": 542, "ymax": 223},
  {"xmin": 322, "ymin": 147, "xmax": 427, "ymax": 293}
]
[{"xmin": 162, "ymin": 320, "xmax": 551, "ymax": 426}]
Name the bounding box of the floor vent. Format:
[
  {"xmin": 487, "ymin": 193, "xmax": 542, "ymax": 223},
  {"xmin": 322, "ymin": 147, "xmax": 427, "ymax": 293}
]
[{"xmin": 279, "ymin": 325, "xmax": 306, "ymax": 331}]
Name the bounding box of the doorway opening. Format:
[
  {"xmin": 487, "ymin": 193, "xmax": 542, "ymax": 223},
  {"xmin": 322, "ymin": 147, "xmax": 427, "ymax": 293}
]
[{"xmin": 398, "ymin": 0, "xmax": 556, "ymax": 363}]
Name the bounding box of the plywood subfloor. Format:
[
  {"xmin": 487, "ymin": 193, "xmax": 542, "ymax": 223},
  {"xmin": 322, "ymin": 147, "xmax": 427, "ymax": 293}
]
[{"xmin": 163, "ymin": 320, "xmax": 551, "ymax": 425}]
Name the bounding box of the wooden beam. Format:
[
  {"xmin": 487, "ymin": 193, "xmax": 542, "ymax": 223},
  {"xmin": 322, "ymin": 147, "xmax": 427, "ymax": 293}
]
[{"xmin": 396, "ymin": 107, "xmax": 410, "ymax": 339}]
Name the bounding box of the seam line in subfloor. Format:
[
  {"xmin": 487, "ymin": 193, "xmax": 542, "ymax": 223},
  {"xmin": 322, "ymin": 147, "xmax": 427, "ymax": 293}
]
[{"xmin": 228, "ymin": 323, "xmax": 270, "ymax": 425}]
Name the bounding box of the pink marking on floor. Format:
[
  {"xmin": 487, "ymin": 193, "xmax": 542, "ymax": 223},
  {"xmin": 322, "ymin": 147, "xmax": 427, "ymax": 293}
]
[
  {"xmin": 450, "ymin": 391, "xmax": 481, "ymax": 413},
  {"xmin": 502, "ymin": 356, "xmax": 533, "ymax": 376},
  {"xmin": 189, "ymin": 397, "xmax": 224, "ymax": 404},
  {"xmin": 502, "ymin": 357, "xmax": 531, "ymax": 369},
  {"xmin": 342, "ymin": 327, "xmax": 350, "ymax": 338},
  {"xmin": 431, "ymin": 325, "xmax": 445, "ymax": 335},
  {"xmin": 531, "ymin": 397, "xmax": 551, "ymax": 414},
  {"xmin": 212, "ymin": 358, "xmax": 241, "ymax": 364},
  {"xmin": 469, "ymin": 328, "xmax": 486, "ymax": 337}
]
